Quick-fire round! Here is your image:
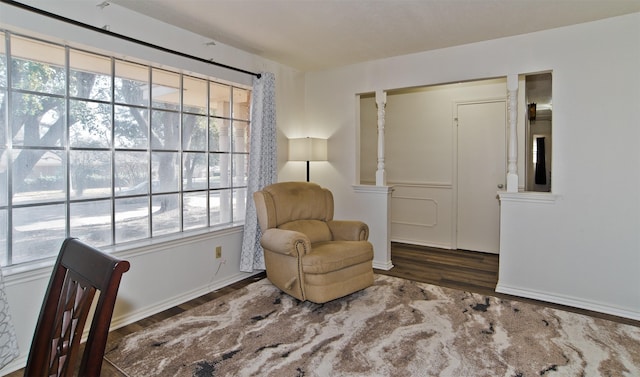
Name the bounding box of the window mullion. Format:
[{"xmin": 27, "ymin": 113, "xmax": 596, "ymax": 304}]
[
  {"xmin": 110, "ymin": 56, "xmax": 116, "ymax": 246},
  {"xmin": 147, "ymin": 65, "xmax": 153, "ymax": 238},
  {"xmin": 206, "ymin": 80, "xmax": 210, "ymax": 228},
  {"xmin": 64, "ymin": 46, "xmax": 71, "ymax": 240},
  {"xmin": 229, "ymin": 87, "xmax": 234, "ymax": 224},
  {"xmin": 179, "ymin": 73, "xmax": 184, "ymax": 232},
  {"xmin": 4, "ymin": 31, "xmax": 13, "ymax": 266}
]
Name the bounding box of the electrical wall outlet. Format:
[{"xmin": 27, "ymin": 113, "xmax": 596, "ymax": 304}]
[{"xmin": 215, "ymin": 246, "xmax": 222, "ymax": 259}]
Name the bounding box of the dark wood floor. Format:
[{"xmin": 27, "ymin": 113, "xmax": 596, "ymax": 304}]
[
  {"xmin": 8, "ymin": 242, "xmax": 638, "ymax": 376},
  {"xmin": 378, "ymin": 243, "xmax": 639, "ymax": 327},
  {"xmin": 377, "ymin": 243, "xmax": 500, "ymax": 296}
]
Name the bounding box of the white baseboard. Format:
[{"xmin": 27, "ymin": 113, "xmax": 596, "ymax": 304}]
[
  {"xmin": 109, "ymin": 271, "xmax": 261, "ymax": 331},
  {"xmin": 496, "ymin": 282, "xmax": 640, "ymax": 321},
  {"xmin": 373, "ymin": 260, "xmax": 394, "ymax": 271}
]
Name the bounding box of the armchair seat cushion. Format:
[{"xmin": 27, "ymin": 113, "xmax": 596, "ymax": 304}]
[{"xmin": 302, "ymin": 241, "xmax": 373, "ymax": 274}]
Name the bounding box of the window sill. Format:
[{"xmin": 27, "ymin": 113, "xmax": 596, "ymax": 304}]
[{"xmin": 1, "ymin": 223, "xmax": 245, "ymax": 282}]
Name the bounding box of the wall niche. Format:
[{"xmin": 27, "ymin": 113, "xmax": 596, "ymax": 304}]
[{"xmin": 524, "ymin": 72, "xmax": 552, "ymax": 192}]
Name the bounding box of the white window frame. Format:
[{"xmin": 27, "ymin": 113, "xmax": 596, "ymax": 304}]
[{"xmin": 0, "ymin": 29, "xmax": 251, "ymax": 267}]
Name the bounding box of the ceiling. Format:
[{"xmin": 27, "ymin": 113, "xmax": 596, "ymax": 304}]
[{"xmin": 110, "ymin": 0, "xmax": 640, "ymax": 72}]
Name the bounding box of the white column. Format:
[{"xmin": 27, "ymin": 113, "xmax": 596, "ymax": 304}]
[
  {"xmin": 506, "ymin": 75, "xmax": 519, "ymax": 192},
  {"xmin": 375, "ymin": 90, "xmax": 387, "ymax": 186}
]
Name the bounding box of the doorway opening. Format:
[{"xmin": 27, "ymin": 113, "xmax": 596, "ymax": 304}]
[{"xmin": 358, "ymin": 78, "xmax": 507, "ymax": 252}]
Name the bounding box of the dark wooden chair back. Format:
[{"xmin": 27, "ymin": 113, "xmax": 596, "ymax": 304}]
[{"xmin": 24, "ymin": 238, "xmax": 130, "ymax": 377}]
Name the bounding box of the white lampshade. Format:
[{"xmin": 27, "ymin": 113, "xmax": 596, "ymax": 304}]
[{"xmin": 288, "ymin": 137, "xmax": 327, "ymax": 161}]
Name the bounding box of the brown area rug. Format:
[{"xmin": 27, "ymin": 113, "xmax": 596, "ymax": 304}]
[{"xmin": 105, "ymin": 275, "xmax": 640, "ymax": 377}]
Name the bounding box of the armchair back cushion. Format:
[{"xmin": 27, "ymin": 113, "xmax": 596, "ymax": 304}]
[{"xmin": 255, "ymin": 181, "xmax": 333, "ymax": 229}]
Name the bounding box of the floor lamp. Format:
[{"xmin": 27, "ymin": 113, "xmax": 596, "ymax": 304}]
[{"xmin": 288, "ymin": 137, "xmax": 327, "ymax": 182}]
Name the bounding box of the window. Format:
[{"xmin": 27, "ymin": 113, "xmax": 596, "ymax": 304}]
[{"xmin": 0, "ymin": 31, "xmax": 251, "ymax": 266}]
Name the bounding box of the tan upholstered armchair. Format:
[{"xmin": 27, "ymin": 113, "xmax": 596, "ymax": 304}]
[{"xmin": 253, "ymin": 181, "xmax": 374, "ymax": 303}]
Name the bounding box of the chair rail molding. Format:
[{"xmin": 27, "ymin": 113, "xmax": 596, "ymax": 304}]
[{"xmin": 498, "ymin": 191, "xmax": 558, "ymax": 204}]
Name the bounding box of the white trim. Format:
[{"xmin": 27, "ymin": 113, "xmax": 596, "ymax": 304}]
[
  {"xmin": 373, "ymin": 260, "xmax": 394, "ymax": 271},
  {"xmin": 496, "ymin": 282, "xmax": 640, "ymax": 321},
  {"xmin": 392, "ymin": 220, "xmax": 436, "ymax": 228},
  {"xmin": 108, "ymin": 271, "xmax": 260, "ymax": 331},
  {"xmin": 390, "ymin": 181, "xmax": 453, "ymax": 189},
  {"xmin": 2, "ymin": 225, "xmax": 244, "ymax": 279},
  {"xmin": 352, "ymin": 184, "xmax": 394, "ymax": 194},
  {"xmin": 498, "ymin": 191, "xmax": 558, "ymax": 204},
  {"xmin": 2, "ymin": 264, "xmax": 53, "ymax": 286},
  {"xmin": 105, "ymin": 225, "xmax": 244, "ymax": 259}
]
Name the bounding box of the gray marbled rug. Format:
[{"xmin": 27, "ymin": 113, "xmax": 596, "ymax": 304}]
[{"xmin": 105, "ymin": 275, "xmax": 640, "ymax": 377}]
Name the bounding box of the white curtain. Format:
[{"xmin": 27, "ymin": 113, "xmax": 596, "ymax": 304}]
[
  {"xmin": 240, "ymin": 72, "xmax": 277, "ymax": 272},
  {"xmin": 0, "ymin": 269, "xmax": 19, "ymax": 370}
]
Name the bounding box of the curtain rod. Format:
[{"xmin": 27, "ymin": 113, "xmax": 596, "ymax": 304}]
[{"xmin": 0, "ymin": 0, "xmax": 262, "ymax": 79}]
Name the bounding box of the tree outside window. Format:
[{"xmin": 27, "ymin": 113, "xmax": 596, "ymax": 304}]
[{"xmin": 0, "ymin": 30, "xmax": 251, "ymax": 266}]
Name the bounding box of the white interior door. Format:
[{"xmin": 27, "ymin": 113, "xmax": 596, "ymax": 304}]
[{"xmin": 456, "ymin": 100, "xmax": 506, "ymax": 254}]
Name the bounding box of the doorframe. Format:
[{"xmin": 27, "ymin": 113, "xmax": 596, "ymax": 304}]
[{"xmin": 451, "ymin": 97, "xmax": 507, "ymax": 250}]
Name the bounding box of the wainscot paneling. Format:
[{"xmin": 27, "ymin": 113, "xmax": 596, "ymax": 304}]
[{"xmin": 390, "ymin": 182, "xmax": 453, "ymax": 249}]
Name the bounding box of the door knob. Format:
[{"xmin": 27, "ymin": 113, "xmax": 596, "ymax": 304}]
[{"xmin": 497, "ymin": 184, "xmax": 504, "ymax": 189}]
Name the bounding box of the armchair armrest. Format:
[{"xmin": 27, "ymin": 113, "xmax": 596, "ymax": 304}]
[
  {"xmin": 260, "ymin": 228, "xmax": 312, "ymax": 257},
  {"xmin": 327, "ymin": 220, "xmax": 369, "ymax": 241}
]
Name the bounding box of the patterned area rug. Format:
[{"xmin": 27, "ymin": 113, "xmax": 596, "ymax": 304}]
[{"xmin": 105, "ymin": 275, "xmax": 640, "ymax": 377}]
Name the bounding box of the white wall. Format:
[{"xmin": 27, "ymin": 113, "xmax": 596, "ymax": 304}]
[
  {"xmin": 304, "ymin": 13, "xmax": 640, "ymax": 319},
  {"xmin": 0, "ymin": 1, "xmax": 304, "ymax": 374}
]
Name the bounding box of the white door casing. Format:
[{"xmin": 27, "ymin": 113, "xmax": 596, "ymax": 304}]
[{"xmin": 455, "ymin": 100, "xmax": 506, "ymax": 254}]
